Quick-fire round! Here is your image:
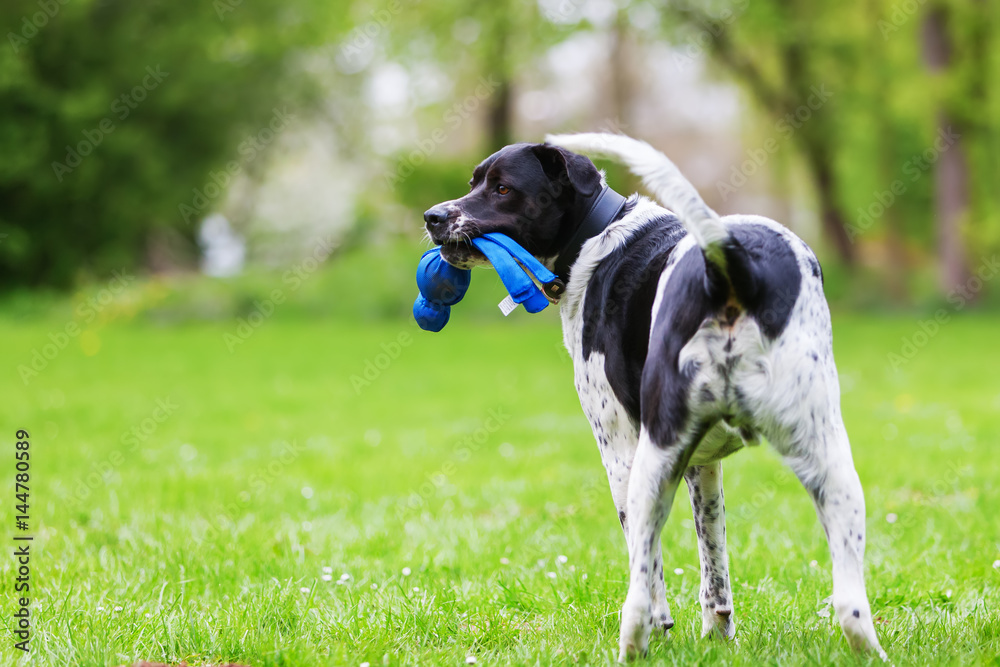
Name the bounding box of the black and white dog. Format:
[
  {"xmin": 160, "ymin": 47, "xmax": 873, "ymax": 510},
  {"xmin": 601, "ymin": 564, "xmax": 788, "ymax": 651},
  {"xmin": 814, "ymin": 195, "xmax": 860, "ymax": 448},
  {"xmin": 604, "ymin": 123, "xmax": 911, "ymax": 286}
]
[{"xmin": 423, "ymin": 133, "xmax": 885, "ymax": 661}]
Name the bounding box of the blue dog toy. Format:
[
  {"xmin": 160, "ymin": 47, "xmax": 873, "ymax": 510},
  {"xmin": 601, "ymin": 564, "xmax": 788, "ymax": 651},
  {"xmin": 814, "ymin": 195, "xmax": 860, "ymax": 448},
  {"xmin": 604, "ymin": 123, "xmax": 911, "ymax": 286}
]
[{"xmin": 413, "ymin": 233, "xmax": 564, "ymax": 332}]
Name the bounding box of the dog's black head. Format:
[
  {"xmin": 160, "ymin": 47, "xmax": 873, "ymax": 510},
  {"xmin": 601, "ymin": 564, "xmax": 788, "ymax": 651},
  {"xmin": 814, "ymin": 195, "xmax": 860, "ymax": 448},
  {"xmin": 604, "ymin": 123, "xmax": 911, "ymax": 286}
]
[{"xmin": 423, "ymin": 143, "xmax": 602, "ymax": 269}]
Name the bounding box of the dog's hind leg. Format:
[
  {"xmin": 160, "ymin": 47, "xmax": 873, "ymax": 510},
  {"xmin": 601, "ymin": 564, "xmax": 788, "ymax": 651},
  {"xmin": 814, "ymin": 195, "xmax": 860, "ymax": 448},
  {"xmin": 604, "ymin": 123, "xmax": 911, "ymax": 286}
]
[
  {"xmin": 781, "ymin": 417, "xmax": 887, "ymax": 660},
  {"xmin": 685, "ymin": 462, "xmax": 735, "ymax": 639},
  {"xmin": 618, "ymin": 425, "xmax": 702, "ymax": 661}
]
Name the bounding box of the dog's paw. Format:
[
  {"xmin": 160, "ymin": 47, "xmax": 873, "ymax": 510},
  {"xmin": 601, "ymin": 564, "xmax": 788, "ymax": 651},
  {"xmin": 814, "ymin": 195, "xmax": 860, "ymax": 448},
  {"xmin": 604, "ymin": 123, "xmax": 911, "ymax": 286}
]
[
  {"xmin": 618, "ymin": 595, "xmax": 652, "ymax": 662},
  {"xmin": 701, "ymin": 607, "xmax": 736, "ymax": 641},
  {"xmin": 617, "ymin": 640, "xmax": 647, "ymax": 663},
  {"xmin": 650, "ymin": 612, "xmax": 674, "ymax": 636}
]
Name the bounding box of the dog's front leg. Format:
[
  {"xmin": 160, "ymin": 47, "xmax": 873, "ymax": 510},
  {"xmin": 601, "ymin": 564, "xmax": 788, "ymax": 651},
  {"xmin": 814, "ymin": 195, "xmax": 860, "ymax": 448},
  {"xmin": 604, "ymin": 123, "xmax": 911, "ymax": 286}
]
[
  {"xmin": 618, "ymin": 427, "xmax": 697, "ymax": 661},
  {"xmin": 685, "ymin": 462, "xmax": 735, "ymax": 639}
]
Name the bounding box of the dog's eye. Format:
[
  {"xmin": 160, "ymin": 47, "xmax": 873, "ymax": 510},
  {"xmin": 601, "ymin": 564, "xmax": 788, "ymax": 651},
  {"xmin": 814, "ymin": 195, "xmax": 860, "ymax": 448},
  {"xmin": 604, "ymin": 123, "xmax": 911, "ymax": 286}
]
[{"xmin": 497, "ymin": 185, "xmax": 510, "ymax": 195}]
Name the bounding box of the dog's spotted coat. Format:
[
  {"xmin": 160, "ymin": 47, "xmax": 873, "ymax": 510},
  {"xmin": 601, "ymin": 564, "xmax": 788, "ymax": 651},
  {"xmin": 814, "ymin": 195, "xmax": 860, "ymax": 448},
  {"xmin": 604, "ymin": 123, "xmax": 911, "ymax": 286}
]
[{"xmin": 423, "ymin": 133, "xmax": 885, "ymax": 661}]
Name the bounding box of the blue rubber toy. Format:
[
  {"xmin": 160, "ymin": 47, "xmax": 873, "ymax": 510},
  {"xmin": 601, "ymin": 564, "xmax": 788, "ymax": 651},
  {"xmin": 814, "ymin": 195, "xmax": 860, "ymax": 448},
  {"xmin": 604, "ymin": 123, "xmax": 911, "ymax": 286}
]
[{"xmin": 413, "ymin": 233, "xmax": 562, "ymax": 332}]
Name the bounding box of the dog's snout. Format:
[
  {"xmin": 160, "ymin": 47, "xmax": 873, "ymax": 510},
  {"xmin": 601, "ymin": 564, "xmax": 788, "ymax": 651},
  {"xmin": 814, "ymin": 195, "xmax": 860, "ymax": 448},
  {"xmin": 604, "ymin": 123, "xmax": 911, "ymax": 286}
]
[{"xmin": 423, "ymin": 205, "xmax": 450, "ymax": 228}]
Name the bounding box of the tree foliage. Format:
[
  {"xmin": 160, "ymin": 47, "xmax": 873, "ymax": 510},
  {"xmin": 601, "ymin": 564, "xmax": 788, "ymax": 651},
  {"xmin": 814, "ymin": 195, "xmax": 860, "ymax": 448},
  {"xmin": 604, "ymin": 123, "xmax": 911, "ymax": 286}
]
[
  {"xmin": 664, "ymin": 0, "xmax": 999, "ymax": 293},
  {"xmin": 0, "ymin": 0, "xmax": 342, "ymax": 287}
]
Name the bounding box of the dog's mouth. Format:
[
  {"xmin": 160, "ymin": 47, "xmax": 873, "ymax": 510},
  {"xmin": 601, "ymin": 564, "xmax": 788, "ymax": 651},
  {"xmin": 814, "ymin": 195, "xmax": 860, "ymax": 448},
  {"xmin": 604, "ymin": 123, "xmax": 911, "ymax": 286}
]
[{"xmin": 438, "ymin": 240, "xmax": 488, "ymax": 269}]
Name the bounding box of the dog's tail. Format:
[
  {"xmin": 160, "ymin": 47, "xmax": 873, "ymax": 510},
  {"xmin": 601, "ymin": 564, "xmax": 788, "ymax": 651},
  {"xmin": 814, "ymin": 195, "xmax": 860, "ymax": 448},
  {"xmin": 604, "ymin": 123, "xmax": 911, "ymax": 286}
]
[{"xmin": 545, "ymin": 132, "xmax": 729, "ymax": 269}]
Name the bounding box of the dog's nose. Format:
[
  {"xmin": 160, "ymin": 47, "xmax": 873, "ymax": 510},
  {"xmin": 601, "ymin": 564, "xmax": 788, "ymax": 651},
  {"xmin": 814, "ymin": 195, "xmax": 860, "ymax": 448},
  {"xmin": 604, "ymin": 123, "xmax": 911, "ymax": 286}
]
[{"xmin": 423, "ymin": 205, "xmax": 450, "ymax": 228}]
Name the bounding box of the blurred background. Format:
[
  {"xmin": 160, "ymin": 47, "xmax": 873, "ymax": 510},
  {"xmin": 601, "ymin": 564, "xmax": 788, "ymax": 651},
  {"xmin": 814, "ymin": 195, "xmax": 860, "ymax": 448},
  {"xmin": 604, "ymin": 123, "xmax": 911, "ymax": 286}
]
[{"xmin": 1, "ymin": 0, "xmax": 997, "ymax": 312}]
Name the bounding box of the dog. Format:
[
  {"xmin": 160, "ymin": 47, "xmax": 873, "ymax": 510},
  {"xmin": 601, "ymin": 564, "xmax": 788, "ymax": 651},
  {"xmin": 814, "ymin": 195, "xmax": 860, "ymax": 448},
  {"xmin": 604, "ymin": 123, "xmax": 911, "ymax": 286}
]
[{"xmin": 423, "ymin": 133, "xmax": 885, "ymax": 661}]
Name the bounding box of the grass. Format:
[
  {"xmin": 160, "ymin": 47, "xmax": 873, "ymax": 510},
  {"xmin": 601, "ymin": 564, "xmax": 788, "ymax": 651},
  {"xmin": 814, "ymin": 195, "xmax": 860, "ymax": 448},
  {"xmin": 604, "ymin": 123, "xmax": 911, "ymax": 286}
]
[{"xmin": 1, "ymin": 284, "xmax": 999, "ymax": 665}]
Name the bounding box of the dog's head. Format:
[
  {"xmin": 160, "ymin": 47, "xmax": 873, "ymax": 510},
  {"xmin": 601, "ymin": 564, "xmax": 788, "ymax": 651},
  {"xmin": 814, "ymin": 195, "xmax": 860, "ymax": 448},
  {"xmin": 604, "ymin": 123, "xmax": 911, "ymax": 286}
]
[{"xmin": 423, "ymin": 143, "xmax": 602, "ymax": 269}]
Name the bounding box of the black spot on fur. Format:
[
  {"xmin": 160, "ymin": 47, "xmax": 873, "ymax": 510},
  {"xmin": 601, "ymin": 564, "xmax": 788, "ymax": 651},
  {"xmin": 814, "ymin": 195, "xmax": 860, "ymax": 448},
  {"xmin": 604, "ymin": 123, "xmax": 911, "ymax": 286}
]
[
  {"xmin": 809, "ymin": 255, "xmax": 824, "ymax": 283},
  {"xmin": 640, "ymin": 248, "xmax": 727, "ymax": 447},
  {"xmin": 722, "ymin": 224, "xmax": 802, "ymax": 339},
  {"xmin": 581, "ymin": 215, "xmax": 687, "ymax": 421}
]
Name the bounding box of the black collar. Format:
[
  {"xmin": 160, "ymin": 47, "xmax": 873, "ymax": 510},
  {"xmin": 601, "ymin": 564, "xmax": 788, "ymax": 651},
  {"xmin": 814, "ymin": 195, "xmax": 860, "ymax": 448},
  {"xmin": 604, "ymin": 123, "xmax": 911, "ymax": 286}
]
[{"xmin": 543, "ymin": 185, "xmax": 627, "ymax": 301}]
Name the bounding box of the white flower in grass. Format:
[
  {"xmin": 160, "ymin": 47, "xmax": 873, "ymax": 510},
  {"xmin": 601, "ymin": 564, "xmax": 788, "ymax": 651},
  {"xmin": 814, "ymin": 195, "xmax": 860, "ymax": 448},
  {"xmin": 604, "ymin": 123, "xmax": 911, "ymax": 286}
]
[
  {"xmin": 993, "ymin": 560, "xmax": 1000, "ymax": 569},
  {"xmin": 360, "ymin": 662, "xmax": 370, "ymax": 667},
  {"xmin": 557, "ymin": 554, "xmax": 568, "ymax": 564},
  {"xmin": 946, "ymin": 589, "xmax": 953, "ymax": 598},
  {"xmin": 466, "ymin": 657, "xmax": 477, "ymax": 665},
  {"xmin": 673, "ymin": 568, "xmax": 684, "ymax": 576},
  {"xmin": 412, "ymin": 587, "xmax": 420, "ymax": 592},
  {"xmin": 300, "ymin": 587, "xmax": 310, "ymax": 593},
  {"xmin": 546, "ymin": 571, "xmax": 556, "ymax": 579},
  {"xmin": 809, "ymin": 560, "xmax": 818, "ymax": 568},
  {"xmin": 321, "ymin": 574, "xmax": 333, "ymax": 582},
  {"xmin": 113, "ymin": 606, "xmax": 123, "ymax": 612},
  {"xmin": 886, "ymin": 513, "xmax": 898, "ymax": 524},
  {"xmin": 340, "ymin": 573, "xmax": 352, "ymax": 582},
  {"xmin": 402, "ymin": 567, "xmax": 411, "ymax": 576},
  {"xmin": 97, "ymin": 606, "xmax": 105, "ymax": 612},
  {"xmin": 322, "ymin": 566, "xmax": 333, "ymax": 574},
  {"xmin": 371, "ymin": 583, "xmax": 378, "ymax": 590},
  {"xmin": 499, "ymin": 557, "xmax": 510, "ymax": 565},
  {"xmin": 582, "ymin": 573, "xmax": 588, "ymax": 581}
]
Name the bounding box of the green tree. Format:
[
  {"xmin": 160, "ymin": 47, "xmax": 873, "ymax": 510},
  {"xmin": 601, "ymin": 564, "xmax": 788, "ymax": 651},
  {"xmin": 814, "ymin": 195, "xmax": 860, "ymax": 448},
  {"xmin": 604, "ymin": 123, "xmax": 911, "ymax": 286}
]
[
  {"xmin": 666, "ymin": 0, "xmax": 998, "ymax": 298},
  {"xmin": 0, "ymin": 0, "xmax": 344, "ymax": 287}
]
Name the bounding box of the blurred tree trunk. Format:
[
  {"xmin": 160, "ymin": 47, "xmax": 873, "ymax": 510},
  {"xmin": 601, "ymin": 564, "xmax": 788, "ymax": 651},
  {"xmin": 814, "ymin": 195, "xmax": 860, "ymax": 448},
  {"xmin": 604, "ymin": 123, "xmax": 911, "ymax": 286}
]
[
  {"xmin": 868, "ymin": 0, "xmax": 909, "ymax": 300},
  {"xmin": 783, "ymin": 36, "xmax": 857, "ymax": 265},
  {"xmin": 675, "ymin": 7, "xmax": 857, "ymax": 265},
  {"xmin": 802, "ymin": 140, "xmax": 857, "ymax": 265},
  {"xmin": 485, "ymin": 8, "xmax": 513, "ymax": 151},
  {"xmin": 487, "ymin": 78, "xmax": 513, "ymax": 151},
  {"xmin": 923, "ymin": 7, "xmax": 972, "ymax": 294},
  {"xmin": 610, "ymin": 8, "xmax": 636, "ymax": 129}
]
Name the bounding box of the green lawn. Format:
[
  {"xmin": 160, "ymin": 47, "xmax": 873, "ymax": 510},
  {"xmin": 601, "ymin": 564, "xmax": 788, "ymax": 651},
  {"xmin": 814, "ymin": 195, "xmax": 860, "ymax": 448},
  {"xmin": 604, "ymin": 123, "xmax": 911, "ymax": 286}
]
[{"xmin": 1, "ymin": 306, "xmax": 999, "ymax": 666}]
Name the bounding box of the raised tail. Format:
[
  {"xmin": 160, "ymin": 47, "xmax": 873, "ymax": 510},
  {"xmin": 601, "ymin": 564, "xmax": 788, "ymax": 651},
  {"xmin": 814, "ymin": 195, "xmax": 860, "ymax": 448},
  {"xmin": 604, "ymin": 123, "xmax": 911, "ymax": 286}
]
[{"xmin": 545, "ymin": 132, "xmax": 729, "ymax": 269}]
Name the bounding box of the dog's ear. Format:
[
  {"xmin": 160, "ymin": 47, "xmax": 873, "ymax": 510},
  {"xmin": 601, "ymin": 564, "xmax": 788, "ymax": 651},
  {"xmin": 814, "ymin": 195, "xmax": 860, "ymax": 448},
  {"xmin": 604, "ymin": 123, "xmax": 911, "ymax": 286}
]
[{"xmin": 531, "ymin": 144, "xmax": 601, "ymax": 198}]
